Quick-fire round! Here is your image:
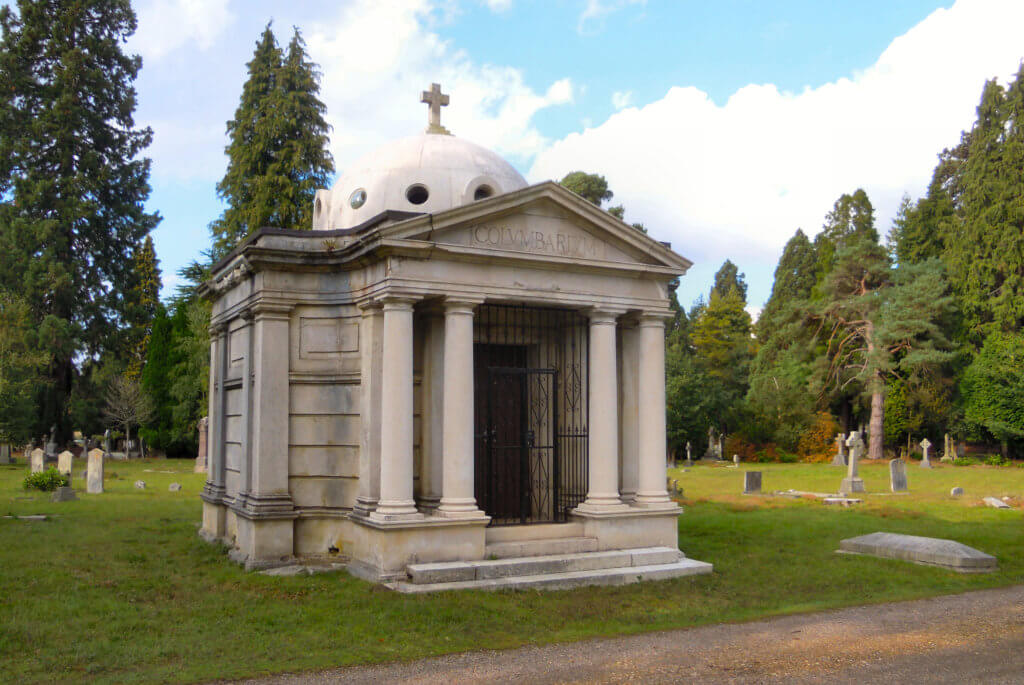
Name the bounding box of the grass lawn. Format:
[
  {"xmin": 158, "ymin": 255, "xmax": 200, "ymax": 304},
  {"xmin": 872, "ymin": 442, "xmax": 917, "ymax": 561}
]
[{"xmin": 1, "ymin": 457, "xmax": 1022, "ymax": 684}]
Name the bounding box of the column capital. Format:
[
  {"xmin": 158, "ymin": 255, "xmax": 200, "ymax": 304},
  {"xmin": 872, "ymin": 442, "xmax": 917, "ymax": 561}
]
[
  {"xmin": 379, "ymin": 295, "xmax": 419, "ymax": 312},
  {"xmin": 251, "ymin": 302, "xmax": 293, "ymax": 321},
  {"xmin": 356, "ymin": 298, "xmax": 382, "ymax": 314},
  {"xmin": 637, "ymin": 310, "xmax": 673, "ymax": 325},
  {"xmin": 586, "ymin": 306, "xmax": 627, "ymax": 325},
  {"xmin": 208, "ymin": 322, "xmax": 229, "ymax": 337},
  {"xmin": 443, "ymin": 295, "xmax": 484, "ymax": 315}
]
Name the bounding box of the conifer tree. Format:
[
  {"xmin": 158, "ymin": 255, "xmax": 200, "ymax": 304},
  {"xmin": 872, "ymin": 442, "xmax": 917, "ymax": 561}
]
[
  {"xmin": 125, "ymin": 235, "xmax": 161, "ymax": 380},
  {"xmin": 710, "ymin": 260, "xmax": 748, "ymax": 303},
  {"xmin": 692, "ymin": 284, "xmax": 753, "ymax": 436},
  {"xmin": 0, "ymin": 0, "xmax": 159, "ymax": 439},
  {"xmin": 948, "ymin": 68, "xmax": 1024, "ymax": 338},
  {"xmin": 755, "ymin": 229, "xmax": 817, "ymax": 342},
  {"xmin": 210, "ymin": 24, "xmax": 334, "ymax": 258}
]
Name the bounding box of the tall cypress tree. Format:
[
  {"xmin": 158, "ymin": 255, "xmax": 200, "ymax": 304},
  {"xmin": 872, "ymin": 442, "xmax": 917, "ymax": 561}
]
[
  {"xmin": 0, "ymin": 0, "xmax": 159, "ymax": 440},
  {"xmin": 125, "ymin": 235, "xmax": 161, "ymax": 380},
  {"xmin": 210, "ymin": 24, "xmax": 334, "ymax": 259}
]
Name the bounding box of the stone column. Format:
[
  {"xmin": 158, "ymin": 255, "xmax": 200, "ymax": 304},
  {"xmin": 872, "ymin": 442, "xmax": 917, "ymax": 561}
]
[
  {"xmin": 354, "ymin": 302, "xmax": 383, "ymax": 517},
  {"xmin": 634, "ymin": 314, "xmax": 675, "ymax": 508},
  {"xmin": 201, "ymin": 324, "xmax": 228, "ymax": 505},
  {"xmin": 370, "ymin": 297, "xmax": 423, "ymax": 522},
  {"xmin": 243, "ymin": 303, "xmax": 293, "ymax": 513},
  {"xmin": 618, "ymin": 321, "xmax": 640, "ymax": 504},
  {"xmin": 577, "ymin": 309, "xmax": 628, "ymax": 513},
  {"xmin": 438, "ymin": 298, "xmax": 484, "ymax": 518},
  {"xmin": 420, "ymin": 309, "xmax": 445, "ymax": 511}
]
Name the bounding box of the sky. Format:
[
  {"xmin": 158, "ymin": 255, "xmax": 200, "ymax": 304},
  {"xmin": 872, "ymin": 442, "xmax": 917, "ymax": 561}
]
[{"xmin": 108, "ymin": 0, "xmax": 1024, "ymax": 314}]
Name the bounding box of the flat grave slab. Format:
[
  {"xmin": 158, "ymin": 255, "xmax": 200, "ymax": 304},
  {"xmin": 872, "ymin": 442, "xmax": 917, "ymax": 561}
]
[{"xmin": 838, "ymin": 532, "xmax": 997, "ymax": 573}]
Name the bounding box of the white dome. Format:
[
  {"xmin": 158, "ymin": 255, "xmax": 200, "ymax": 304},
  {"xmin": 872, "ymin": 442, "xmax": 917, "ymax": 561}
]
[{"xmin": 314, "ymin": 134, "xmax": 528, "ymax": 230}]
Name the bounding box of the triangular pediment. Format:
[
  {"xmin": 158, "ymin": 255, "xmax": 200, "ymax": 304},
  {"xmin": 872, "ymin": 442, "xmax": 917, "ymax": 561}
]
[{"xmin": 376, "ymin": 182, "xmax": 691, "ymax": 272}]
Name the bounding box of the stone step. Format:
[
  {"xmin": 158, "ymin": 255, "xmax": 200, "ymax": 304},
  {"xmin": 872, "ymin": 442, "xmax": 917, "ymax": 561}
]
[
  {"xmin": 389, "ymin": 558, "xmax": 714, "ymax": 593},
  {"xmin": 408, "ymin": 547, "xmax": 682, "ymax": 585},
  {"xmin": 485, "ymin": 522, "xmax": 585, "ymax": 543},
  {"xmin": 485, "ymin": 536, "xmax": 598, "ymax": 559}
]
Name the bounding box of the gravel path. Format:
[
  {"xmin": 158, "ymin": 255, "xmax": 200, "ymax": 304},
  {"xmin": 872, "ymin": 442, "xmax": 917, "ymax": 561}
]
[{"xmin": 233, "ymin": 585, "xmax": 1024, "ymax": 684}]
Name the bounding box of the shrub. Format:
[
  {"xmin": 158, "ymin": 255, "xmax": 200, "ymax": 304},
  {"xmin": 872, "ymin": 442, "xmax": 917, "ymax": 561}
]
[
  {"xmin": 23, "ymin": 467, "xmax": 70, "ymax": 492},
  {"xmin": 953, "ymin": 456, "xmax": 982, "ymax": 467},
  {"xmin": 985, "ymin": 454, "xmax": 1008, "ymax": 467},
  {"xmin": 796, "ymin": 412, "xmax": 838, "ymax": 463}
]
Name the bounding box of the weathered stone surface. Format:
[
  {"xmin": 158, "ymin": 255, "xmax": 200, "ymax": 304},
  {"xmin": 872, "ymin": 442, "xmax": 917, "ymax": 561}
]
[
  {"xmin": 51, "ymin": 486, "xmax": 77, "ymax": 502},
  {"xmin": 0, "ymin": 443, "xmax": 11, "ymax": 464},
  {"xmin": 889, "ymin": 458, "xmax": 908, "ymax": 492},
  {"xmin": 743, "ymin": 471, "xmax": 762, "ymax": 494},
  {"xmin": 839, "ymin": 532, "xmax": 997, "ymax": 572},
  {"xmin": 134, "ymin": 480, "xmax": 146, "ymax": 490},
  {"xmin": 86, "ymin": 448, "xmax": 104, "ymax": 494},
  {"xmin": 823, "ymin": 497, "xmax": 862, "ymax": 506},
  {"xmin": 984, "ymin": 496, "xmax": 1011, "ymax": 509},
  {"xmin": 194, "ymin": 416, "xmax": 209, "ymax": 474},
  {"xmin": 920, "ymin": 438, "xmax": 933, "ymax": 468},
  {"xmin": 57, "ymin": 450, "xmax": 73, "ymax": 478},
  {"xmin": 29, "ymin": 448, "xmax": 44, "ymax": 474},
  {"xmin": 840, "ymin": 432, "xmax": 866, "ymax": 493},
  {"xmin": 831, "ymin": 433, "xmax": 847, "ymax": 466},
  {"xmin": 169, "ymin": 482, "xmax": 182, "ymax": 492},
  {"xmin": 950, "ymin": 487, "xmax": 964, "ymax": 497},
  {"xmin": 733, "ymin": 454, "xmax": 740, "ymax": 465}
]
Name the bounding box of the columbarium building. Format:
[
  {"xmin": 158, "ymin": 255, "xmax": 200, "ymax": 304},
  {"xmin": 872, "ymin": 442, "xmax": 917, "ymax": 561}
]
[{"xmin": 199, "ymin": 85, "xmax": 711, "ymax": 589}]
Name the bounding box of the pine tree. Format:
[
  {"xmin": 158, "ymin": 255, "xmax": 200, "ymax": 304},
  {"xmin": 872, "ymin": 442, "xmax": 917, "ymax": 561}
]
[
  {"xmin": 125, "ymin": 235, "xmax": 161, "ymax": 380},
  {"xmin": 0, "ymin": 0, "xmax": 159, "ymax": 440},
  {"xmin": 210, "ymin": 24, "xmax": 334, "ymax": 258},
  {"xmin": 756, "ymin": 229, "xmax": 817, "ymax": 341},
  {"xmin": 692, "ymin": 285, "xmax": 753, "ymax": 435}
]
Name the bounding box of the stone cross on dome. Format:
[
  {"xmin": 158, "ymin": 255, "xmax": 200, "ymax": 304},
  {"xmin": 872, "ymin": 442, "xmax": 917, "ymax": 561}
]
[{"xmin": 421, "ymin": 82, "xmax": 451, "ymax": 135}]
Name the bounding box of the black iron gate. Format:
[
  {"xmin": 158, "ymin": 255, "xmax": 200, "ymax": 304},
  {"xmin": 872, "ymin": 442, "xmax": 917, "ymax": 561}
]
[{"xmin": 473, "ymin": 304, "xmax": 588, "ymax": 526}]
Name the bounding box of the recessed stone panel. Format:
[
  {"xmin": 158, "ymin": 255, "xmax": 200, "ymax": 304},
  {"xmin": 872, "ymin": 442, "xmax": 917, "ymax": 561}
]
[
  {"xmin": 224, "ymin": 415, "xmax": 243, "ymax": 445},
  {"xmin": 225, "ymin": 469, "xmax": 241, "ymax": 498},
  {"xmin": 225, "ymin": 388, "xmax": 243, "ymax": 416},
  {"xmin": 224, "ymin": 442, "xmax": 242, "ymax": 472},
  {"xmin": 290, "ymin": 383, "xmax": 359, "ymax": 415},
  {"xmin": 289, "ymin": 476, "xmax": 358, "ymax": 509},
  {"xmin": 289, "ymin": 446, "xmax": 359, "ymax": 478},
  {"xmin": 299, "ymin": 318, "xmax": 358, "ymax": 356},
  {"xmin": 289, "ymin": 415, "xmax": 359, "ymax": 447}
]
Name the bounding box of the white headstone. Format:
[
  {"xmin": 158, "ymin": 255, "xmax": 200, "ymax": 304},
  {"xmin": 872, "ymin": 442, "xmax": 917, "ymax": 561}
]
[
  {"xmin": 134, "ymin": 480, "xmax": 146, "ymax": 490},
  {"xmin": 169, "ymin": 482, "xmax": 182, "ymax": 492},
  {"xmin": 831, "ymin": 432, "xmax": 847, "ymax": 466},
  {"xmin": 950, "ymin": 486, "xmax": 964, "ymax": 497},
  {"xmin": 733, "ymin": 454, "xmax": 740, "ymax": 465},
  {"xmin": 920, "ymin": 438, "xmax": 933, "ymax": 468},
  {"xmin": 57, "ymin": 450, "xmax": 73, "ymax": 478},
  {"xmin": 86, "ymin": 448, "xmax": 104, "ymax": 494},
  {"xmin": 685, "ymin": 441, "xmax": 692, "ymax": 463},
  {"xmin": 841, "ymin": 432, "xmax": 866, "ymax": 493},
  {"xmin": 30, "ymin": 448, "xmax": 44, "ymax": 474}
]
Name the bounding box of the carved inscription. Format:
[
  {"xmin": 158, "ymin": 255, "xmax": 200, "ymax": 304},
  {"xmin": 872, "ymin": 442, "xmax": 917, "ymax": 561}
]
[{"xmin": 470, "ymin": 224, "xmax": 605, "ymax": 259}]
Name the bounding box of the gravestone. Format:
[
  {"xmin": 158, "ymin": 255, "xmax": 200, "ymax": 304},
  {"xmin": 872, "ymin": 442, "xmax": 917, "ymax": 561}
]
[
  {"xmin": 831, "ymin": 433, "xmax": 847, "ymax": 466},
  {"xmin": 685, "ymin": 441, "xmax": 692, "ymax": 465},
  {"xmin": 30, "ymin": 448, "xmax": 44, "ymax": 474},
  {"xmin": 103, "ymin": 429, "xmax": 111, "ymax": 454},
  {"xmin": 983, "ymin": 496, "xmax": 1011, "ymax": 509},
  {"xmin": 51, "ymin": 486, "xmax": 77, "ymax": 502},
  {"xmin": 950, "ymin": 487, "xmax": 964, "ymax": 497},
  {"xmin": 839, "ymin": 532, "xmax": 996, "ymax": 572},
  {"xmin": 0, "ymin": 443, "xmax": 11, "ymax": 465},
  {"xmin": 57, "ymin": 450, "xmax": 74, "ymax": 478},
  {"xmin": 44, "ymin": 424, "xmax": 58, "ymax": 457},
  {"xmin": 889, "ymin": 458, "xmax": 908, "ymax": 492},
  {"xmin": 743, "ymin": 471, "xmax": 762, "ymax": 494},
  {"xmin": 134, "ymin": 480, "xmax": 146, "ymax": 490},
  {"xmin": 169, "ymin": 482, "xmax": 182, "ymax": 492},
  {"xmin": 733, "ymin": 454, "xmax": 740, "ymax": 465},
  {"xmin": 920, "ymin": 438, "xmax": 933, "ymax": 468},
  {"xmin": 86, "ymin": 448, "xmax": 104, "ymax": 494},
  {"xmin": 840, "ymin": 432, "xmax": 865, "ymax": 493}
]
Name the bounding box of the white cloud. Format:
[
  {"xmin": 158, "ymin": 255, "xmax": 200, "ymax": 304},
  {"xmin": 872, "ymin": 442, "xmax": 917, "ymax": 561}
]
[
  {"xmin": 307, "ymin": 0, "xmax": 573, "ymax": 172},
  {"xmin": 482, "ymin": 0, "xmax": 513, "ymax": 11},
  {"xmin": 130, "ymin": 0, "xmax": 234, "ymax": 61},
  {"xmin": 611, "ymin": 90, "xmax": 633, "ymax": 110},
  {"xmin": 530, "ymin": 0, "xmax": 1024, "ymax": 279},
  {"xmin": 577, "ymin": 0, "xmax": 645, "ymax": 34}
]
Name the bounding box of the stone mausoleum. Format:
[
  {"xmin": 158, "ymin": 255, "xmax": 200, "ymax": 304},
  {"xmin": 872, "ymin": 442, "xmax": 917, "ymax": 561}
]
[{"xmin": 199, "ymin": 85, "xmax": 712, "ymax": 589}]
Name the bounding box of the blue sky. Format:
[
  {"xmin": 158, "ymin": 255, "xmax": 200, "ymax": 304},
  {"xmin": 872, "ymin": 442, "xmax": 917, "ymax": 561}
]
[{"xmin": 110, "ymin": 0, "xmax": 1024, "ymax": 313}]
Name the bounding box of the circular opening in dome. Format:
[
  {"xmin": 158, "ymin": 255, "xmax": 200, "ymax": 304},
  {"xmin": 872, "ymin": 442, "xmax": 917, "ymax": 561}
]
[
  {"xmin": 406, "ymin": 184, "xmax": 429, "ymax": 205},
  {"xmin": 349, "ymin": 188, "xmax": 367, "ymax": 209},
  {"xmin": 473, "ymin": 184, "xmax": 495, "ymax": 201}
]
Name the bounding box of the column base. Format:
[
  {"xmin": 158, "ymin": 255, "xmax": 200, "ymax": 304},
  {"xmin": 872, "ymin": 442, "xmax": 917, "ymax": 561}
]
[
  {"xmin": 574, "ymin": 496, "xmax": 630, "ymax": 515},
  {"xmin": 436, "ymin": 498, "xmax": 486, "ymax": 519},
  {"xmin": 352, "ymin": 497, "xmax": 379, "ymax": 518},
  {"xmin": 418, "ymin": 495, "xmax": 442, "ymax": 513},
  {"xmin": 369, "ymin": 500, "xmax": 424, "ymax": 523},
  {"xmin": 633, "ymin": 492, "xmax": 678, "ymax": 510},
  {"xmin": 840, "ymin": 477, "xmax": 866, "ymax": 494}
]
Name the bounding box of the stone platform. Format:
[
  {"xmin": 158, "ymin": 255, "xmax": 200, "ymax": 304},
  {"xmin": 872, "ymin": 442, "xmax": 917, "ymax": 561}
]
[
  {"xmin": 387, "ymin": 546, "xmax": 713, "ymax": 593},
  {"xmin": 838, "ymin": 532, "xmax": 997, "ymax": 573}
]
